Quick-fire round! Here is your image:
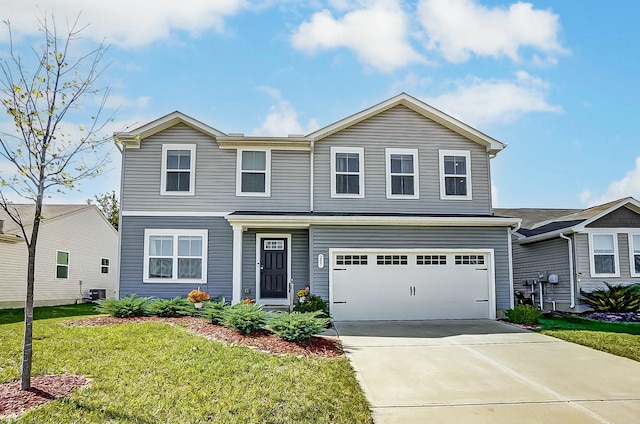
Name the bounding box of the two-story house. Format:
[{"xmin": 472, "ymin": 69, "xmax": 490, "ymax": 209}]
[{"xmin": 115, "ymin": 93, "xmax": 519, "ymax": 320}]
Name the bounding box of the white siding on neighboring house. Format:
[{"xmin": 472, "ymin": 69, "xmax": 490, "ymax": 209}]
[
  {"xmin": 0, "ymin": 206, "xmax": 118, "ymax": 308},
  {"xmin": 0, "ymin": 240, "xmax": 28, "ymax": 304}
]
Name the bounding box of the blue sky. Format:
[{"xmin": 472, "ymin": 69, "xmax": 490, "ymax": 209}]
[{"xmin": 1, "ymin": 0, "xmax": 638, "ymax": 208}]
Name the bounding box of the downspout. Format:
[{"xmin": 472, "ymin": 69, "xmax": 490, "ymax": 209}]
[
  {"xmin": 309, "ymin": 140, "xmax": 314, "ymax": 212},
  {"xmin": 559, "ymin": 232, "xmax": 576, "ymax": 309},
  {"xmin": 508, "ymin": 220, "xmax": 521, "ymax": 309}
]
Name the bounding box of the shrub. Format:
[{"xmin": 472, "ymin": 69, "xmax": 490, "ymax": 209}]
[
  {"xmin": 293, "ymin": 294, "xmax": 329, "ymax": 318},
  {"xmin": 505, "ymin": 305, "xmax": 542, "ymax": 325},
  {"xmin": 581, "ymin": 283, "xmax": 640, "ymax": 312},
  {"xmin": 202, "ymin": 300, "xmax": 227, "ymax": 325},
  {"xmin": 147, "ymin": 297, "xmax": 195, "ymax": 317},
  {"xmin": 269, "ymin": 311, "xmax": 330, "ymax": 342},
  {"xmin": 222, "ymin": 303, "xmax": 268, "ymax": 334},
  {"xmin": 95, "ymin": 294, "xmax": 150, "ymax": 318}
]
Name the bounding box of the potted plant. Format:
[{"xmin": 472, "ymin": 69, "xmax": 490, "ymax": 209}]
[{"xmin": 187, "ymin": 289, "xmax": 211, "ymax": 308}]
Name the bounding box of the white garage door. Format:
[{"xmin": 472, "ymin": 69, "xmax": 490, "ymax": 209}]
[{"xmin": 331, "ymin": 250, "xmax": 493, "ymax": 321}]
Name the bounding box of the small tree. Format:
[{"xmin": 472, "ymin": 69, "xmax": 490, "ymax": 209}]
[
  {"xmin": 0, "ymin": 15, "xmax": 112, "ymax": 390},
  {"xmin": 88, "ymin": 190, "xmax": 118, "ymax": 229}
]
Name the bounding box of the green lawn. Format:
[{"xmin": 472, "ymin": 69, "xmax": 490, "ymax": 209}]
[
  {"xmin": 538, "ymin": 315, "xmax": 640, "ymax": 362},
  {"xmin": 0, "ymin": 305, "xmax": 372, "ymax": 423}
]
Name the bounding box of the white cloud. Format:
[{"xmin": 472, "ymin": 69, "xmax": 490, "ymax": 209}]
[
  {"xmin": 252, "ymin": 87, "xmax": 319, "ymax": 136},
  {"xmin": 253, "ymin": 100, "xmax": 319, "ymax": 136},
  {"xmin": 425, "ymin": 71, "xmax": 562, "ymax": 127},
  {"xmin": 103, "ymin": 94, "xmax": 151, "ymax": 111},
  {"xmin": 291, "ymin": 1, "xmax": 425, "ymax": 72},
  {"xmin": 579, "ymin": 157, "xmax": 640, "ymax": 206},
  {"xmin": 390, "ymin": 72, "xmax": 433, "ymax": 94},
  {"xmin": 0, "ymin": 0, "xmax": 247, "ymax": 48},
  {"xmin": 417, "ymin": 0, "xmax": 566, "ymax": 63}
]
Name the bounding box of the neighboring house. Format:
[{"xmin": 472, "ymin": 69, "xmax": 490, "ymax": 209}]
[
  {"xmin": 115, "ymin": 93, "xmax": 520, "ymax": 321},
  {"xmin": 496, "ymin": 197, "xmax": 640, "ymax": 312},
  {"xmin": 0, "ymin": 204, "xmax": 118, "ymax": 308}
]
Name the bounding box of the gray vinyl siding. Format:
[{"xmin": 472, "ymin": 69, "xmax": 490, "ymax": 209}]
[
  {"xmin": 119, "ymin": 216, "xmax": 233, "ymax": 300},
  {"xmin": 313, "ymin": 106, "xmax": 492, "ymax": 214},
  {"xmin": 575, "ymin": 232, "xmax": 640, "ymax": 293},
  {"xmin": 512, "ymin": 237, "xmax": 572, "ymax": 309},
  {"xmin": 241, "ymin": 229, "xmax": 309, "ymax": 300},
  {"xmin": 122, "ymin": 124, "xmax": 310, "ymax": 212},
  {"xmin": 309, "ymin": 225, "xmax": 511, "ymax": 310},
  {"xmin": 586, "ymin": 206, "xmax": 640, "ymax": 227}
]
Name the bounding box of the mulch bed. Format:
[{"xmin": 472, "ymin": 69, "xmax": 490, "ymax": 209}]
[
  {"xmin": 65, "ymin": 316, "xmax": 343, "ymax": 358},
  {"xmin": 0, "ymin": 375, "xmax": 89, "ymax": 419},
  {"xmin": 581, "ymin": 312, "xmax": 640, "ymax": 322}
]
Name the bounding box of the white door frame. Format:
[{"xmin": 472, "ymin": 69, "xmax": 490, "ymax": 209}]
[
  {"xmin": 329, "ymin": 248, "xmax": 496, "ymax": 319},
  {"xmin": 256, "ymin": 233, "xmax": 292, "ymax": 305}
]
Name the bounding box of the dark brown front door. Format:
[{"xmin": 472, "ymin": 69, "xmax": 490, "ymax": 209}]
[{"xmin": 260, "ymin": 238, "xmax": 287, "ymax": 298}]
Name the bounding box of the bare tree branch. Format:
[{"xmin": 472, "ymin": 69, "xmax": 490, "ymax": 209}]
[{"xmin": 0, "ymin": 12, "xmax": 113, "ymax": 390}]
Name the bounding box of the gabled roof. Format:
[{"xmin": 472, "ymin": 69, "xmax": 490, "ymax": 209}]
[
  {"xmin": 114, "ymin": 111, "xmax": 227, "ymax": 148},
  {"xmin": 307, "ymin": 93, "xmax": 506, "ymax": 154},
  {"xmin": 114, "ymin": 93, "xmax": 506, "ymax": 153},
  {"xmin": 499, "ymin": 197, "xmax": 640, "ymax": 243},
  {"xmin": 0, "ymin": 204, "xmax": 100, "ymax": 235}
]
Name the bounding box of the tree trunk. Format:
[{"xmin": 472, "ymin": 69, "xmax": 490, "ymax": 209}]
[
  {"xmin": 20, "ymin": 243, "xmax": 36, "ymax": 390},
  {"xmin": 20, "ymin": 201, "xmax": 42, "ymax": 391}
]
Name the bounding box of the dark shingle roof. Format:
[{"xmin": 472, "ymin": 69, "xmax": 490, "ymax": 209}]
[{"xmin": 494, "ymin": 208, "xmax": 579, "ymax": 229}]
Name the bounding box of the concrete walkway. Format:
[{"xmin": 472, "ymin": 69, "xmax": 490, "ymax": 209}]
[{"xmin": 334, "ymin": 320, "xmax": 640, "ymax": 424}]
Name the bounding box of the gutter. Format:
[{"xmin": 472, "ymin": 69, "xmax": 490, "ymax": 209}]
[
  {"xmin": 508, "ymin": 220, "xmax": 521, "ymax": 309},
  {"xmin": 559, "ymin": 232, "xmax": 576, "ymax": 309}
]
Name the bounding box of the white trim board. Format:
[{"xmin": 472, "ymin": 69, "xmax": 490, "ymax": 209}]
[{"xmin": 122, "ymin": 211, "xmax": 231, "ymax": 217}]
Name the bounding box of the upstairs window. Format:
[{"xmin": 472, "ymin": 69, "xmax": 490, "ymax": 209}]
[
  {"xmin": 630, "ymin": 234, "xmax": 640, "ymax": 276},
  {"xmin": 56, "ymin": 250, "xmax": 69, "ymax": 279},
  {"xmin": 331, "ymin": 147, "xmax": 364, "ymax": 198},
  {"xmin": 101, "ymin": 258, "xmax": 110, "ymax": 274},
  {"xmin": 589, "ymin": 233, "xmax": 619, "ymax": 277},
  {"xmin": 237, "ymin": 149, "xmax": 271, "ymax": 196},
  {"xmin": 386, "ymin": 148, "xmax": 419, "ymax": 199},
  {"xmin": 440, "ymin": 150, "xmax": 471, "ymax": 200},
  {"xmin": 161, "ymin": 144, "xmax": 196, "ymax": 195},
  {"xmin": 144, "ymin": 229, "xmax": 208, "ymax": 283}
]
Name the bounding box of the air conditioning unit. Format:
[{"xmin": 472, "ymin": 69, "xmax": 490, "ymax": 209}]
[{"xmin": 89, "ymin": 289, "xmax": 107, "ymax": 300}]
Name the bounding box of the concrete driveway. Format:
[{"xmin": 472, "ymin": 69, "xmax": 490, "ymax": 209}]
[{"xmin": 334, "ymin": 320, "xmax": 640, "ymax": 424}]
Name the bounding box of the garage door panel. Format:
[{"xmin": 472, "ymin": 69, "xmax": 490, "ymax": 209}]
[{"xmin": 332, "ymin": 251, "xmax": 492, "ymax": 321}]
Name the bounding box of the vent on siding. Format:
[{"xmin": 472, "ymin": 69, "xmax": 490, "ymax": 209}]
[
  {"xmin": 336, "ymin": 255, "xmax": 368, "ymax": 265},
  {"xmin": 377, "ymin": 255, "xmax": 408, "ymax": 265},
  {"xmin": 417, "ymin": 255, "xmax": 447, "ymax": 265},
  {"xmin": 455, "ymin": 255, "xmax": 485, "ymax": 265}
]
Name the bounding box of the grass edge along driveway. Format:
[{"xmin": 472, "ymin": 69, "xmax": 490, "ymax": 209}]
[
  {"xmin": 0, "ymin": 305, "xmax": 372, "ymax": 424},
  {"xmin": 538, "ymin": 315, "xmax": 640, "ymax": 363}
]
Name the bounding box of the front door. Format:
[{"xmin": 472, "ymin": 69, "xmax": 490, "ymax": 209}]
[{"xmin": 260, "ymin": 238, "xmax": 288, "ymax": 298}]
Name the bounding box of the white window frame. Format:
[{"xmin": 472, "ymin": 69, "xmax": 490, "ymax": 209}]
[
  {"xmin": 588, "ymin": 232, "xmax": 620, "ymax": 277},
  {"xmin": 160, "ymin": 144, "xmax": 196, "ymax": 196},
  {"xmin": 439, "ymin": 149, "xmax": 472, "ymax": 200},
  {"xmin": 236, "ymin": 149, "xmax": 271, "ymax": 197},
  {"xmin": 56, "ymin": 250, "xmax": 70, "ymax": 280},
  {"xmin": 330, "ymin": 147, "xmax": 364, "ymax": 198},
  {"xmin": 101, "ymin": 258, "xmax": 110, "ymax": 274},
  {"xmin": 385, "ymin": 148, "xmax": 419, "ymax": 199},
  {"xmin": 629, "ymin": 233, "xmax": 640, "ymax": 277},
  {"xmin": 143, "ymin": 229, "xmax": 208, "ymax": 283}
]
